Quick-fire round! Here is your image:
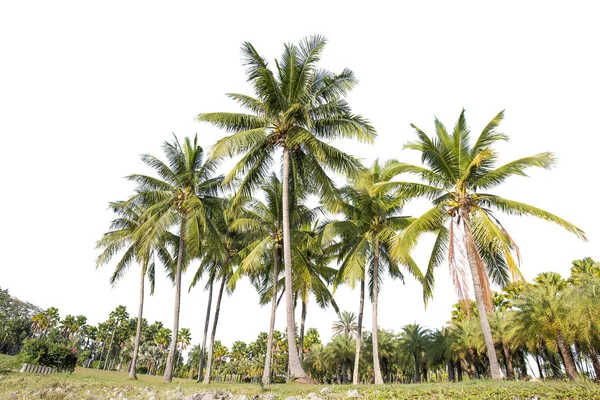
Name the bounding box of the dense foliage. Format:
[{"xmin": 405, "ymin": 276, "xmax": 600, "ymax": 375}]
[{"xmin": 19, "ymin": 338, "xmax": 77, "ymax": 371}]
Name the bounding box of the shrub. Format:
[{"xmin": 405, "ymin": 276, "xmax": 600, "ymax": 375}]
[{"xmin": 19, "ymin": 338, "xmax": 77, "ymax": 371}]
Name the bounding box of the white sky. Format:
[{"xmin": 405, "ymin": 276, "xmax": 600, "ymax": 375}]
[{"xmin": 1, "ymin": 1, "xmax": 599, "ymax": 351}]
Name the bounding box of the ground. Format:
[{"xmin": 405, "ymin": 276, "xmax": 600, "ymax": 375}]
[{"xmin": 1, "ymin": 357, "xmax": 599, "ymax": 399}]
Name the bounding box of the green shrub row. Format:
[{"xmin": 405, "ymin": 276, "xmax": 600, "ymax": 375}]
[{"xmin": 19, "ymin": 338, "xmax": 77, "ymax": 371}]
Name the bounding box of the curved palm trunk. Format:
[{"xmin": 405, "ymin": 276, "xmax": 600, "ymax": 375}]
[
  {"xmin": 556, "ymin": 332, "xmax": 578, "ymax": 380},
  {"xmin": 129, "ymin": 261, "xmax": 147, "ymax": 379},
  {"xmin": 372, "ymin": 241, "xmax": 383, "ymax": 384},
  {"xmin": 281, "ymin": 147, "xmax": 312, "ymax": 383},
  {"xmin": 197, "ymin": 280, "xmax": 214, "ymax": 381},
  {"xmin": 164, "ymin": 217, "xmax": 186, "ymax": 382},
  {"xmin": 352, "ymin": 278, "xmax": 365, "ymax": 385},
  {"xmin": 203, "ymin": 274, "xmax": 226, "ymax": 384},
  {"xmin": 262, "ymin": 246, "xmax": 280, "ymax": 385},
  {"xmin": 299, "ymin": 298, "xmax": 307, "ymax": 361},
  {"xmin": 460, "ymin": 209, "xmax": 502, "ymax": 380}
]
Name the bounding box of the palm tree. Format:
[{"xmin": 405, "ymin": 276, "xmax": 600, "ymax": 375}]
[
  {"xmin": 228, "ymin": 174, "xmax": 321, "ymax": 384},
  {"xmin": 198, "ymin": 35, "xmax": 375, "ymax": 382},
  {"xmin": 427, "ymin": 327, "xmax": 456, "ymax": 382},
  {"xmin": 324, "ymin": 160, "xmax": 421, "ymax": 384},
  {"xmin": 490, "ymin": 311, "xmax": 518, "ymax": 379},
  {"xmin": 517, "ymin": 273, "xmax": 579, "ymax": 380},
  {"xmin": 326, "ymin": 334, "xmax": 355, "ymax": 384},
  {"xmin": 128, "ymin": 135, "xmax": 222, "ymax": 382},
  {"xmin": 387, "ymin": 110, "xmax": 586, "ymax": 379},
  {"xmin": 399, "ymin": 324, "xmax": 430, "ymax": 383},
  {"xmin": 96, "ymin": 200, "xmax": 166, "ymax": 379},
  {"xmin": 332, "ymin": 311, "xmax": 358, "ymax": 337}
]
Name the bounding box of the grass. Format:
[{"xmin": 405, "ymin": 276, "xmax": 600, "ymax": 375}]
[{"xmin": 0, "ymin": 362, "xmax": 599, "ymax": 399}]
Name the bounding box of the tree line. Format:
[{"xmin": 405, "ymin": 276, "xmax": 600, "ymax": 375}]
[{"xmin": 3, "ymin": 34, "xmax": 589, "ymax": 385}]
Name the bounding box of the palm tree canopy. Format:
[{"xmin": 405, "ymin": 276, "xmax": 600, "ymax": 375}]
[
  {"xmin": 385, "ymin": 110, "xmax": 586, "ymax": 305},
  {"xmin": 198, "ymin": 35, "xmax": 376, "ymax": 208}
]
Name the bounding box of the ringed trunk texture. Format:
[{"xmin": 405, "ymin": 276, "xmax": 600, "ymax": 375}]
[
  {"xmin": 163, "ymin": 217, "xmax": 186, "ymax": 382},
  {"xmin": 129, "ymin": 261, "xmax": 147, "ymax": 379},
  {"xmin": 281, "ymin": 147, "xmax": 312, "ymax": 383},
  {"xmin": 197, "ymin": 280, "xmax": 214, "ymax": 381},
  {"xmin": 556, "ymin": 332, "xmax": 578, "ymax": 380},
  {"xmin": 352, "ymin": 278, "xmax": 365, "ymax": 385},
  {"xmin": 372, "ymin": 242, "xmax": 383, "ymax": 384},
  {"xmin": 203, "ymin": 274, "xmax": 226, "ymax": 384},
  {"xmin": 262, "ymin": 245, "xmax": 280, "ymax": 385},
  {"xmin": 460, "ymin": 209, "xmax": 502, "ymax": 380}
]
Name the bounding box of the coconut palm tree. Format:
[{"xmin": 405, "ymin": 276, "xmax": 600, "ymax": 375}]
[
  {"xmin": 228, "ymin": 174, "xmax": 321, "ymax": 384},
  {"xmin": 387, "ymin": 110, "xmax": 586, "ymax": 379},
  {"xmin": 323, "ymin": 159, "xmax": 421, "ymax": 384},
  {"xmin": 198, "ymin": 35, "xmax": 375, "ymax": 382},
  {"xmin": 96, "ymin": 200, "xmax": 168, "ymax": 379},
  {"xmin": 128, "ymin": 134, "xmax": 222, "ymax": 382}
]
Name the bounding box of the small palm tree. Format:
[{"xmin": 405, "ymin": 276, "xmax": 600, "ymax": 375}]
[
  {"xmin": 399, "ymin": 324, "xmax": 430, "ymax": 383},
  {"xmin": 128, "ymin": 135, "xmax": 222, "ymax": 382},
  {"xmin": 332, "ymin": 311, "xmax": 358, "ymax": 337},
  {"xmin": 198, "ymin": 35, "xmax": 375, "ymax": 382},
  {"xmin": 387, "ymin": 110, "xmax": 586, "ymax": 379}
]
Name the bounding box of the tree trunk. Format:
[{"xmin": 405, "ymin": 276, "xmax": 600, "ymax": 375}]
[
  {"xmin": 468, "ymin": 348, "xmax": 476, "ymax": 378},
  {"xmin": 299, "ymin": 298, "xmax": 307, "ymax": 361},
  {"xmin": 518, "ymin": 348, "xmax": 528, "ymax": 379},
  {"xmin": 103, "ymin": 329, "xmax": 116, "ymax": 370},
  {"xmin": 203, "ymin": 274, "xmax": 226, "ymax": 384},
  {"xmin": 534, "ymin": 354, "xmax": 544, "ymax": 379},
  {"xmin": 129, "ymin": 261, "xmax": 146, "ymax": 379},
  {"xmin": 589, "ymin": 346, "xmax": 600, "ymax": 381},
  {"xmin": 281, "ymin": 146, "xmax": 312, "ymax": 383},
  {"xmin": 447, "ymin": 358, "xmax": 455, "ymax": 382},
  {"xmin": 556, "ymin": 332, "xmax": 578, "ymax": 380},
  {"xmin": 352, "ymin": 278, "xmax": 365, "ymax": 385},
  {"xmin": 197, "ymin": 280, "xmax": 214, "ymax": 381},
  {"xmin": 502, "ymin": 341, "xmax": 515, "ymax": 380},
  {"xmin": 342, "ymin": 360, "xmax": 348, "ymax": 384},
  {"xmin": 414, "ymin": 353, "xmax": 420, "ymax": 383},
  {"xmin": 262, "ymin": 245, "xmax": 280, "ymax": 385},
  {"xmin": 164, "ymin": 216, "xmax": 186, "ymax": 382},
  {"xmin": 456, "ymin": 358, "xmax": 463, "ymax": 381},
  {"xmin": 460, "ymin": 209, "xmax": 502, "ymax": 380},
  {"xmin": 372, "ymin": 241, "xmax": 383, "ymax": 384}
]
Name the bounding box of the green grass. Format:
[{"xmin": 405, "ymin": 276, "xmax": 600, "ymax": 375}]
[{"xmin": 0, "ymin": 367, "xmax": 599, "ymax": 399}]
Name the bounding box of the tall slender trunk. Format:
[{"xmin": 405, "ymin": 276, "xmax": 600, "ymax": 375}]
[
  {"xmin": 342, "ymin": 360, "xmax": 348, "ymax": 383},
  {"xmin": 129, "ymin": 261, "xmax": 146, "ymax": 379},
  {"xmin": 460, "ymin": 209, "xmax": 502, "ymax": 380},
  {"xmin": 518, "ymin": 347, "xmax": 528, "ymax": 379},
  {"xmin": 262, "ymin": 245, "xmax": 280, "ymax": 385},
  {"xmin": 164, "ymin": 216, "xmax": 185, "ymax": 382},
  {"xmin": 589, "ymin": 346, "xmax": 600, "ymax": 380},
  {"xmin": 281, "ymin": 147, "xmax": 312, "ymax": 383},
  {"xmin": 299, "ymin": 298, "xmax": 307, "ymax": 361},
  {"xmin": 352, "ymin": 278, "xmax": 365, "ymax": 385},
  {"xmin": 203, "ymin": 274, "xmax": 226, "ymax": 384},
  {"xmin": 556, "ymin": 332, "xmax": 578, "ymax": 380},
  {"xmin": 103, "ymin": 328, "xmax": 116, "ymax": 370},
  {"xmin": 197, "ymin": 280, "xmax": 214, "ymax": 381},
  {"xmin": 372, "ymin": 241, "xmax": 383, "ymax": 384},
  {"xmin": 447, "ymin": 358, "xmax": 455, "ymax": 382},
  {"xmin": 502, "ymin": 342, "xmax": 514, "ymax": 380}
]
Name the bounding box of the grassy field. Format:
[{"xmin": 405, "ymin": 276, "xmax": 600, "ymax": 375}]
[{"xmin": 1, "ymin": 357, "xmax": 599, "ymax": 399}]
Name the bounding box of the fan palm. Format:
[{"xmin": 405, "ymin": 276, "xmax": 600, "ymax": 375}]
[
  {"xmin": 198, "ymin": 35, "xmax": 375, "ymax": 381},
  {"xmin": 128, "ymin": 134, "xmax": 222, "ymax": 382},
  {"xmin": 386, "ymin": 110, "xmax": 586, "ymax": 379},
  {"xmin": 324, "ymin": 159, "xmax": 421, "ymax": 384}
]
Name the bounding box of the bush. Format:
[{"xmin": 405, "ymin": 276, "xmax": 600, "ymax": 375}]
[{"xmin": 19, "ymin": 338, "xmax": 77, "ymax": 371}]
